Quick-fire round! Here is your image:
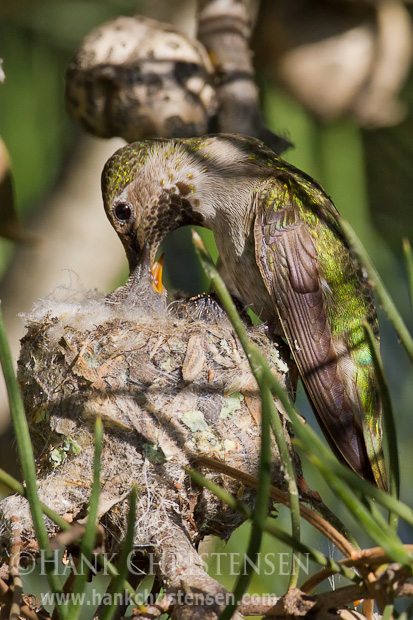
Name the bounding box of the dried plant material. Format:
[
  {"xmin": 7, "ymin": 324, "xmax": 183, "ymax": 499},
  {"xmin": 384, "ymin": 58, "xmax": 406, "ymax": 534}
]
[
  {"xmin": 182, "ymin": 334, "xmax": 206, "ymax": 382},
  {"xmin": 0, "ymin": 282, "xmax": 301, "ymax": 564},
  {"xmin": 243, "ymin": 394, "xmax": 261, "ymax": 424},
  {"xmin": 197, "ymin": 0, "xmax": 261, "ymax": 136},
  {"xmin": 0, "ymin": 277, "xmax": 322, "ymax": 619},
  {"xmin": 197, "ymin": 0, "xmax": 291, "ymax": 153},
  {"xmin": 65, "ymin": 15, "xmax": 217, "ymax": 142}
]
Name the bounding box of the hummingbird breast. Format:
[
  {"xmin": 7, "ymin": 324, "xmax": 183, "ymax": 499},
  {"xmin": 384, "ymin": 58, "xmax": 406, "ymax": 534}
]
[{"xmin": 215, "ymin": 222, "xmax": 277, "ymax": 325}]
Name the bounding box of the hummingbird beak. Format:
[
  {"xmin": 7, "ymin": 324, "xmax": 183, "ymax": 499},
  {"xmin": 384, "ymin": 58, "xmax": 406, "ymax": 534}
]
[
  {"xmin": 135, "ymin": 244, "xmax": 164, "ymax": 294},
  {"xmin": 152, "ymin": 254, "xmax": 164, "ymax": 293}
]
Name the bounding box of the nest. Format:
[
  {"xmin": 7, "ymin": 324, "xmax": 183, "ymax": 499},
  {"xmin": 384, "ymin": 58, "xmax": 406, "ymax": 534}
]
[{"xmin": 0, "ymin": 265, "xmax": 312, "ymax": 619}]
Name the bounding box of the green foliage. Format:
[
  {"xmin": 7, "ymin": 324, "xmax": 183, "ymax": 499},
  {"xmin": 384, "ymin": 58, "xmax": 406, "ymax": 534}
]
[
  {"xmin": 99, "ymin": 486, "xmax": 138, "ymax": 620},
  {"xmin": 0, "ymin": 304, "xmax": 68, "ymax": 619},
  {"xmin": 68, "ymin": 419, "xmax": 103, "ymax": 620},
  {"xmin": 192, "ymin": 231, "xmax": 413, "ymax": 614},
  {"xmin": 1, "ymin": 177, "xmax": 413, "ymax": 617},
  {"xmin": 1, "ymin": 3, "xmax": 413, "ymax": 616}
]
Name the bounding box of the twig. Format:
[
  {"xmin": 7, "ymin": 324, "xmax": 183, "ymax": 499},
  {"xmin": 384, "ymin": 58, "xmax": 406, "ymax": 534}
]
[
  {"xmin": 130, "ymin": 593, "xmax": 175, "ymax": 619},
  {"xmin": 347, "ymin": 545, "xmax": 413, "ymax": 567},
  {"xmin": 196, "ymin": 0, "xmax": 290, "ymax": 153},
  {"xmin": 197, "ymin": 443, "xmax": 355, "ymax": 558},
  {"xmin": 312, "ymin": 584, "xmax": 364, "ymax": 612},
  {"xmin": 127, "ymin": 578, "xmax": 413, "ymax": 620},
  {"xmin": 188, "ymin": 467, "xmax": 359, "ymax": 584},
  {"xmin": 0, "ymin": 577, "xmax": 48, "ymax": 620},
  {"xmin": 0, "ymin": 465, "xmax": 148, "ymax": 615},
  {"xmin": 152, "ymin": 520, "xmax": 245, "ymax": 620},
  {"xmin": 196, "ymin": 0, "xmax": 261, "ymax": 137},
  {"xmin": 301, "ymin": 544, "xmax": 413, "ymax": 594},
  {"xmin": 49, "ymin": 524, "xmax": 86, "ymax": 551},
  {"xmin": 9, "ymin": 519, "xmax": 23, "ymax": 620},
  {"xmin": 297, "ymin": 442, "xmax": 412, "ymax": 566}
]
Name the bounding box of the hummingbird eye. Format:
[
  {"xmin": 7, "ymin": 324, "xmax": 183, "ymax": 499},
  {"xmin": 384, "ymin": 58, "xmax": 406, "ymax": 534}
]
[{"xmin": 114, "ymin": 202, "xmax": 132, "ymax": 222}]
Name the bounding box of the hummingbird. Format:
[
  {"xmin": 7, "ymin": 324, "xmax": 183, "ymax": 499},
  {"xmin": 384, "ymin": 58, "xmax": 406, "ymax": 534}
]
[{"xmin": 101, "ymin": 133, "xmax": 387, "ymax": 490}]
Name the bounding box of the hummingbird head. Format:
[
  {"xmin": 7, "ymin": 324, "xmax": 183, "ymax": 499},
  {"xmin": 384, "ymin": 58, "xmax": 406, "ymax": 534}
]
[
  {"xmin": 101, "ymin": 138, "xmax": 212, "ymax": 271},
  {"xmin": 102, "ymin": 135, "xmax": 272, "ymax": 271}
]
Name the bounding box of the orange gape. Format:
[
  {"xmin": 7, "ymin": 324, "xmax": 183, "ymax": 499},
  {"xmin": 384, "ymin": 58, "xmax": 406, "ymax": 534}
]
[{"xmin": 152, "ymin": 254, "xmax": 164, "ymax": 293}]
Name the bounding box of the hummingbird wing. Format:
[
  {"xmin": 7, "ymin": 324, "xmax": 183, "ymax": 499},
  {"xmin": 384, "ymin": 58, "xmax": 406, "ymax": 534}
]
[{"xmin": 254, "ymin": 177, "xmax": 387, "ymax": 489}]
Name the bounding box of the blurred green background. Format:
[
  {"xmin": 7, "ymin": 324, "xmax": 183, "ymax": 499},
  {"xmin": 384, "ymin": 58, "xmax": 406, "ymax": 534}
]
[{"xmin": 1, "ymin": 0, "xmax": 413, "ymax": 612}]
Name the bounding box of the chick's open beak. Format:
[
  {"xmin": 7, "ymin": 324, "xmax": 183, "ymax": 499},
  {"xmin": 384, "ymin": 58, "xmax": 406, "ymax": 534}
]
[
  {"xmin": 133, "ymin": 243, "xmax": 164, "ymax": 294},
  {"xmin": 152, "ymin": 254, "xmax": 164, "ymax": 293}
]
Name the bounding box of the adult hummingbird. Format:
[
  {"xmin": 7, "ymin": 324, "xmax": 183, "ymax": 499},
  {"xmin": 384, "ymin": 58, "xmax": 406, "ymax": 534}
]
[{"xmin": 102, "ymin": 133, "xmax": 387, "ymax": 490}]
